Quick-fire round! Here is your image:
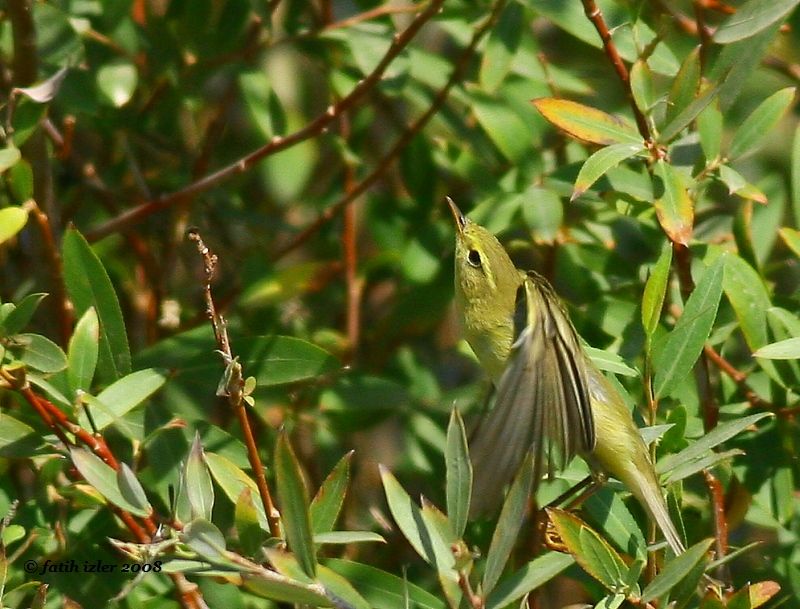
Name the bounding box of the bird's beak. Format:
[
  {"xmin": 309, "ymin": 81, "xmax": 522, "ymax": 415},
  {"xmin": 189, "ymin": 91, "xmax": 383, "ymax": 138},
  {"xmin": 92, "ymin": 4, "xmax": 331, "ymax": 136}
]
[{"xmin": 446, "ymin": 197, "xmax": 467, "ymax": 234}]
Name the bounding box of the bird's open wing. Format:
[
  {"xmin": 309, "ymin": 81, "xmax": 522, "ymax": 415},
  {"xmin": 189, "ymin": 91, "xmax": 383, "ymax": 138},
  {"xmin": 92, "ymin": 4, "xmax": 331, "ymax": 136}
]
[{"xmin": 469, "ymin": 272, "xmax": 595, "ymax": 515}]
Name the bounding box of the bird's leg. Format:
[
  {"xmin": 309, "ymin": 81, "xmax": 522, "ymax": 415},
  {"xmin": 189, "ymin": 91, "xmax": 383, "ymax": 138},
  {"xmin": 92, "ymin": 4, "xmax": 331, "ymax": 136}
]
[{"xmin": 563, "ymin": 470, "xmax": 607, "ymax": 510}]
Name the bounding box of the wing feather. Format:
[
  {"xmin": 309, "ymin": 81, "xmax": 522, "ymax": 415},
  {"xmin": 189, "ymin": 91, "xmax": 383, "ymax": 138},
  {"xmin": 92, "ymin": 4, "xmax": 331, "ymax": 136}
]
[{"xmin": 469, "ymin": 272, "xmax": 595, "ymax": 515}]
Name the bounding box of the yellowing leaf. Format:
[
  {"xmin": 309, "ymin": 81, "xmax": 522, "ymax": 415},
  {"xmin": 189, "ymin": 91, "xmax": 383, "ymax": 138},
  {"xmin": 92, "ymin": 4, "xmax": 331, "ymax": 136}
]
[{"xmin": 532, "ymin": 98, "xmax": 642, "ymax": 146}]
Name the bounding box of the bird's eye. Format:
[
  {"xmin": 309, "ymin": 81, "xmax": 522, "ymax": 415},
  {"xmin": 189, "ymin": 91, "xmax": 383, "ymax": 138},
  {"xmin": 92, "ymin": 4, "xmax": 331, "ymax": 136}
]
[{"xmin": 467, "ymin": 249, "xmax": 482, "ymax": 267}]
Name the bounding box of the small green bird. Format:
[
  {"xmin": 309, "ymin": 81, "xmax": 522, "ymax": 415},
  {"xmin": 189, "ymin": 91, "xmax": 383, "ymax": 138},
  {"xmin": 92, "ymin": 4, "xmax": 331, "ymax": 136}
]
[{"xmin": 448, "ymin": 197, "xmax": 684, "ymax": 555}]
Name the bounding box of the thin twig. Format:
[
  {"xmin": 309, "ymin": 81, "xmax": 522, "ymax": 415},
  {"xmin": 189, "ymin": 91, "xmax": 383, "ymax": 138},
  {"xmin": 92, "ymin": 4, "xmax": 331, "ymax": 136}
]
[
  {"xmin": 580, "ymin": 0, "xmax": 655, "ymax": 149},
  {"xmin": 325, "ymin": 2, "xmax": 428, "ymax": 31},
  {"xmin": 187, "ymin": 229, "xmax": 282, "ymax": 538},
  {"xmin": 693, "ymin": 0, "xmax": 712, "ymax": 70},
  {"xmin": 272, "ymin": 0, "xmax": 507, "ymax": 260},
  {"xmin": 703, "ymin": 469, "xmax": 731, "ymax": 584},
  {"xmin": 84, "ymin": 0, "xmax": 446, "ymax": 242},
  {"xmin": 703, "ymin": 344, "xmax": 770, "ymax": 409},
  {"xmin": 23, "ymin": 200, "xmax": 73, "ymax": 347}
]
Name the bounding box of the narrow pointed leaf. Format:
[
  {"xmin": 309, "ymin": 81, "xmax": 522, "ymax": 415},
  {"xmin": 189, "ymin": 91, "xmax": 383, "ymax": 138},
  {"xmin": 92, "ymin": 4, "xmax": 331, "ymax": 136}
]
[
  {"xmin": 666, "ymin": 47, "xmax": 701, "ymax": 125},
  {"xmin": 548, "ymin": 508, "xmax": 628, "ymax": 591},
  {"xmin": 653, "ymin": 161, "xmax": 694, "ymax": 246},
  {"xmin": 70, "ymin": 447, "xmax": 150, "ymax": 517},
  {"xmin": 572, "ymin": 143, "xmax": 644, "ymax": 200},
  {"xmin": 753, "ymin": 337, "xmax": 800, "ymax": 359},
  {"xmin": 186, "ymin": 433, "xmax": 214, "ymax": 520},
  {"xmin": 316, "ymin": 563, "xmax": 372, "ymax": 609},
  {"xmin": 533, "ymin": 98, "xmax": 642, "ymax": 146},
  {"xmin": 67, "ymin": 307, "xmax": 99, "ymax": 394},
  {"xmin": 698, "ymin": 99, "xmax": 723, "ymax": 162},
  {"xmin": 654, "ymin": 255, "xmax": 725, "ymax": 398},
  {"xmin": 275, "ymin": 433, "xmax": 316, "ymax": 577},
  {"xmin": 63, "ymin": 229, "xmax": 131, "ymax": 381},
  {"xmin": 483, "ymin": 453, "xmax": 534, "ymax": 595},
  {"xmin": 379, "ymin": 466, "xmax": 455, "ymax": 577},
  {"xmin": 117, "ymin": 463, "xmax": 152, "ymax": 517},
  {"xmin": 485, "ymin": 553, "xmax": 573, "ymax": 609},
  {"xmin": 77, "ymin": 368, "xmax": 165, "ymax": 431},
  {"xmin": 729, "ymin": 88, "xmax": 796, "ymax": 160},
  {"xmin": 657, "ymin": 412, "xmax": 773, "ymax": 475},
  {"xmin": 445, "ymin": 409, "xmax": 471, "ymax": 538},
  {"xmin": 0, "ymin": 293, "xmax": 47, "ymax": 336},
  {"xmin": 325, "ymin": 559, "xmax": 447, "ymax": 609},
  {"xmin": 659, "ymin": 82, "xmax": 721, "ymax": 143},
  {"xmin": 642, "ymin": 244, "xmax": 672, "ymax": 340},
  {"xmin": 713, "ymin": 0, "xmax": 800, "ymax": 43},
  {"xmin": 641, "ymin": 538, "xmax": 713, "ymax": 602},
  {"xmin": 310, "ymin": 450, "xmax": 353, "ymax": 535},
  {"xmin": 630, "ymin": 60, "xmax": 656, "ymax": 113}
]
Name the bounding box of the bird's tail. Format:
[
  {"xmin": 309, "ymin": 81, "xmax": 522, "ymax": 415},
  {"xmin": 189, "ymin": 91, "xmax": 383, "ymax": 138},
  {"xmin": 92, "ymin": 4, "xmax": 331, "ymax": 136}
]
[{"xmin": 626, "ymin": 467, "xmax": 685, "ymax": 555}]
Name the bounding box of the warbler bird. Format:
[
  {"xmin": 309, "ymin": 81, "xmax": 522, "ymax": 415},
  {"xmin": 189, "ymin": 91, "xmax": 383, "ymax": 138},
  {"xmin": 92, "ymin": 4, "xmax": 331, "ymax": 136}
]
[{"xmin": 448, "ymin": 197, "xmax": 684, "ymax": 555}]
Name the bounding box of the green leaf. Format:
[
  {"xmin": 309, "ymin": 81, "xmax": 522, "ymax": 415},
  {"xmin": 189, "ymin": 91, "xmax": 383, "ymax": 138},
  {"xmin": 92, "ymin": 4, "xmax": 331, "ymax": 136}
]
[
  {"xmin": 0, "ymin": 413, "xmax": 43, "ymax": 457},
  {"xmin": 723, "ymin": 253, "xmax": 771, "ymax": 351},
  {"xmin": 117, "ymin": 462, "xmax": 152, "ymax": 517},
  {"xmin": 780, "ymin": 227, "xmax": 800, "ymax": 257},
  {"xmin": 445, "ymin": 408, "xmax": 471, "ymax": 538},
  {"xmin": 657, "ymin": 412, "xmax": 773, "ymax": 476},
  {"xmin": 0, "ymin": 147, "xmax": 21, "ymax": 173},
  {"xmin": 640, "ymin": 538, "xmax": 713, "ymax": 602},
  {"xmin": 205, "ymin": 452, "xmax": 267, "ymax": 529},
  {"xmin": 182, "ymin": 519, "xmax": 227, "ymax": 561},
  {"xmin": 548, "ymin": 508, "xmax": 628, "ymax": 592},
  {"xmin": 14, "ymin": 333, "xmax": 67, "ymax": 373},
  {"xmin": 479, "ymin": 2, "xmax": 523, "ymax": 92},
  {"xmin": 729, "ymin": 88, "xmax": 796, "ymax": 160},
  {"xmin": 572, "ymin": 143, "xmax": 645, "ymax": 200},
  {"xmin": 654, "ymin": 255, "xmax": 725, "ymax": 398},
  {"xmin": 0, "ymin": 293, "xmax": 47, "ymax": 336},
  {"xmin": 522, "ymin": 187, "xmax": 563, "ymax": 244},
  {"xmin": 97, "ymin": 62, "xmax": 138, "ymax": 107},
  {"xmin": 665, "ymin": 47, "xmax": 701, "ymax": 125},
  {"xmin": 792, "ymin": 124, "xmax": 800, "ymax": 227},
  {"xmin": 472, "ymin": 90, "xmax": 536, "ymax": 162},
  {"xmin": 185, "ymin": 433, "xmax": 214, "ymax": 520},
  {"xmin": 533, "ymin": 98, "xmax": 642, "ymax": 146},
  {"xmin": 753, "ymin": 337, "xmax": 800, "ymax": 359},
  {"xmin": 379, "ymin": 465, "xmax": 455, "ymax": 577},
  {"xmin": 313, "ymin": 531, "xmax": 386, "ymax": 545},
  {"xmin": 653, "ymin": 160, "xmax": 694, "ymax": 246},
  {"xmin": 62, "ymin": 229, "xmax": 131, "ymax": 381},
  {"xmin": 242, "ymin": 570, "xmax": 332, "ymax": 606},
  {"xmin": 658, "ymin": 81, "xmax": 721, "ymax": 144},
  {"xmin": 630, "ymin": 60, "xmax": 656, "ymax": 113},
  {"xmin": 483, "ymin": 453, "xmax": 534, "ymax": 596},
  {"xmin": 585, "ymin": 347, "xmax": 638, "ymax": 377},
  {"xmin": 77, "ymin": 368, "xmax": 165, "ymax": 431},
  {"xmin": 70, "ymin": 447, "xmax": 150, "ymax": 517},
  {"xmin": 0, "ymin": 207, "xmax": 28, "ymax": 245},
  {"xmin": 698, "ymin": 98, "xmax": 723, "ymax": 162},
  {"xmin": 713, "ymin": 0, "xmax": 800, "ymax": 43},
  {"xmin": 67, "ymin": 307, "xmax": 99, "ymax": 394},
  {"xmin": 325, "ymin": 559, "xmax": 447, "ymax": 609},
  {"xmin": 316, "ymin": 564, "xmax": 372, "ymax": 609},
  {"xmin": 8, "ymin": 159, "xmax": 33, "ymax": 202},
  {"xmin": 662, "ymin": 448, "xmax": 743, "ymax": 485},
  {"xmin": 310, "ymin": 451, "xmax": 353, "ymax": 535},
  {"xmin": 642, "ymin": 244, "xmax": 672, "ymax": 340},
  {"xmin": 485, "ymin": 553, "xmax": 574, "ymax": 609},
  {"xmin": 584, "ymin": 488, "xmax": 647, "ymax": 561},
  {"xmin": 275, "ymin": 433, "xmax": 316, "ymax": 577},
  {"xmin": 235, "ymin": 488, "xmax": 266, "ymax": 556}
]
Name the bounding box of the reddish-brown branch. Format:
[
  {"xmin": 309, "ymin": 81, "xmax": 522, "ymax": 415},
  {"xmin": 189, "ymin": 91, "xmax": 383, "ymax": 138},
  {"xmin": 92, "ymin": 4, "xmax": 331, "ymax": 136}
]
[
  {"xmin": 187, "ymin": 230, "xmax": 281, "ymax": 538},
  {"xmin": 272, "ymin": 0, "xmax": 506, "ymax": 260},
  {"xmin": 703, "ymin": 344, "xmax": 769, "ymax": 409},
  {"xmin": 580, "ymin": 0, "xmax": 653, "ymax": 146},
  {"xmin": 693, "ymin": 0, "xmax": 712, "ymax": 70},
  {"xmin": 325, "ymin": 2, "xmax": 429, "ymax": 31},
  {"xmin": 84, "ymin": 0, "xmax": 446, "ymax": 242},
  {"xmin": 23, "ymin": 200, "xmax": 73, "ymax": 347},
  {"xmin": 704, "ymin": 469, "xmax": 730, "ymax": 583}
]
